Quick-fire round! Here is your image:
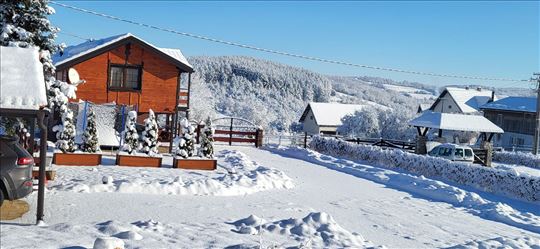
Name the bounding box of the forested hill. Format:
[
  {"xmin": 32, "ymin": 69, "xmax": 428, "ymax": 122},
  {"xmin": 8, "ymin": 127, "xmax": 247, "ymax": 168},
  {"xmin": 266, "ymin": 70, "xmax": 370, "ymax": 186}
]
[{"xmin": 189, "ymin": 56, "xmax": 332, "ymax": 132}]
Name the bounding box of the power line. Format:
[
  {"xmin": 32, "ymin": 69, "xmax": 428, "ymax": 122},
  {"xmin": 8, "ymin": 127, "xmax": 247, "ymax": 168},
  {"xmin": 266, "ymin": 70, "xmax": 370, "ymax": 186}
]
[
  {"xmin": 58, "ymin": 31, "xmax": 91, "ymax": 41},
  {"xmin": 50, "ymin": 1, "xmax": 532, "ymax": 83}
]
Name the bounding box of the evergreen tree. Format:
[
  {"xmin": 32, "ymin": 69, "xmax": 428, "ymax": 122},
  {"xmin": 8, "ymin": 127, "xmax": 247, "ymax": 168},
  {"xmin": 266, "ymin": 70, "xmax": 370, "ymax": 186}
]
[
  {"xmin": 52, "ymin": 104, "xmax": 76, "ymax": 152},
  {"xmin": 198, "ymin": 117, "xmax": 214, "ymax": 158},
  {"xmin": 121, "ymin": 111, "xmax": 139, "ymax": 154},
  {"xmin": 141, "ymin": 109, "xmax": 159, "ymax": 156},
  {"xmin": 81, "ymin": 109, "xmax": 100, "ymax": 153},
  {"xmin": 175, "ymin": 118, "xmax": 195, "ymax": 158}
]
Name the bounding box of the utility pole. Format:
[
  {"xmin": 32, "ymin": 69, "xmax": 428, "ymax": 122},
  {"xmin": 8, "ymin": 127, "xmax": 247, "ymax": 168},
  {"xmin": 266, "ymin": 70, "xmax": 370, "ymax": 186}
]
[{"xmin": 533, "ymin": 73, "xmax": 540, "ymax": 155}]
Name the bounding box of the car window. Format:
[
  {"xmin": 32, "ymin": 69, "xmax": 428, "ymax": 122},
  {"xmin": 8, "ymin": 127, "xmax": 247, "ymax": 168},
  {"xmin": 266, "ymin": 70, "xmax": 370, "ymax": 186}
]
[
  {"xmin": 455, "ymin": 148, "xmax": 463, "ymax": 157},
  {"xmin": 465, "ymin": 149, "xmax": 473, "ymax": 157},
  {"xmin": 429, "ymin": 147, "xmax": 439, "ymax": 156},
  {"xmin": 440, "ymin": 147, "xmax": 451, "ymax": 156},
  {"xmin": 438, "ymin": 147, "xmax": 446, "ymax": 156}
]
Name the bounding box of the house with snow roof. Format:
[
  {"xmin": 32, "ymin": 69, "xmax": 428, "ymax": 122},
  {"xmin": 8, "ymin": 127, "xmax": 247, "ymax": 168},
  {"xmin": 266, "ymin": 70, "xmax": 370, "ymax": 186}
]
[
  {"xmin": 52, "ymin": 33, "xmax": 194, "ymax": 142},
  {"xmin": 428, "ymin": 87, "xmax": 495, "ymax": 114},
  {"xmin": 299, "ymin": 102, "xmax": 369, "ymax": 135},
  {"xmin": 481, "ymin": 96, "xmax": 537, "ymax": 150}
]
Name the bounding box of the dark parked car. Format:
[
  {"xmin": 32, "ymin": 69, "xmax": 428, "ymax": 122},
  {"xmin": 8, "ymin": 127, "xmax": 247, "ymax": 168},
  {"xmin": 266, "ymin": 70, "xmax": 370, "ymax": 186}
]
[{"xmin": 0, "ymin": 135, "xmax": 34, "ymax": 206}]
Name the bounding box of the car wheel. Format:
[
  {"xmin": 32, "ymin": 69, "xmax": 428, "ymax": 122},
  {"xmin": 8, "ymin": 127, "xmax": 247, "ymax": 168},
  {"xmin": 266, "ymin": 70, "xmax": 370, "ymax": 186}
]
[{"xmin": 0, "ymin": 189, "xmax": 4, "ymax": 207}]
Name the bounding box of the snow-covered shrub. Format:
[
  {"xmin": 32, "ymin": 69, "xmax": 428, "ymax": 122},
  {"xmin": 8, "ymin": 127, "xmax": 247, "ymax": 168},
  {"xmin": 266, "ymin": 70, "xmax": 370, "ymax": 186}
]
[
  {"xmin": 121, "ymin": 111, "xmax": 139, "ymax": 155},
  {"xmin": 338, "ymin": 108, "xmax": 380, "ymax": 138},
  {"xmin": 309, "ymin": 136, "xmax": 540, "ymax": 202},
  {"xmin": 141, "ymin": 109, "xmax": 159, "ymax": 156},
  {"xmin": 493, "ymin": 151, "xmax": 540, "ymax": 169},
  {"xmin": 174, "ymin": 118, "xmax": 195, "ymax": 158},
  {"xmin": 53, "ymin": 104, "xmax": 76, "ymax": 153},
  {"xmin": 81, "ymin": 109, "xmax": 100, "ymax": 153},
  {"xmin": 338, "ymin": 106, "xmax": 416, "ymax": 140},
  {"xmin": 198, "ymin": 117, "xmax": 215, "ymax": 158}
]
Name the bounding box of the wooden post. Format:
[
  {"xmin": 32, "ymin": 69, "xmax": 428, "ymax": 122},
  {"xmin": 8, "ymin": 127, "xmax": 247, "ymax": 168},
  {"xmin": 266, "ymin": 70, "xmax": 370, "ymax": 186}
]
[
  {"xmin": 256, "ymin": 129, "xmax": 264, "ymax": 148},
  {"xmin": 196, "ymin": 124, "xmax": 203, "ymax": 144},
  {"xmin": 36, "ymin": 110, "xmax": 49, "ymax": 224},
  {"xmin": 415, "ymin": 135, "xmax": 428, "ymax": 155},
  {"xmin": 229, "ymin": 118, "xmax": 233, "ymax": 146},
  {"xmin": 304, "ymin": 132, "xmax": 308, "ymax": 148}
]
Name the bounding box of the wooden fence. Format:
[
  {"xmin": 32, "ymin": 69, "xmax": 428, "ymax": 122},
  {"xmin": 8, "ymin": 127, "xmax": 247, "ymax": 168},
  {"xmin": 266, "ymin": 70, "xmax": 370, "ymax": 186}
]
[{"xmin": 196, "ymin": 117, "xmax": 263, "ymax": 148}]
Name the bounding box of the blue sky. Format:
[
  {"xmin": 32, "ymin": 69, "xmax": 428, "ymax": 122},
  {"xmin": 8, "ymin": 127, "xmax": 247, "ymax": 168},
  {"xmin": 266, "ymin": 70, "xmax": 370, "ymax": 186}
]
[{"xmin": 50, "ymin": 1, "xmax": 539, "ymax": 88}]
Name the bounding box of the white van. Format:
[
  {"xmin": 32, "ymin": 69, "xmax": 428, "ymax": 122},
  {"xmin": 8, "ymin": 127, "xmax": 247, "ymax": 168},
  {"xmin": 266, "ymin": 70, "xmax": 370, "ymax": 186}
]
[{"xmin": 428, "ymin": 143, "xmax": 475, "ymax": 163}]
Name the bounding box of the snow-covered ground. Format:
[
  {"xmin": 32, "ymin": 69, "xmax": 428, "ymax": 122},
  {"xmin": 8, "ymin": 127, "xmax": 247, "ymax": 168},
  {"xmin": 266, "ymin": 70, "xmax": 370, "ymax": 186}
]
[
  {"xmin": 382, "ymin": 83, "xmax": 436, "ymax": 100},
  {"xmin": 2, "ymin": 145, "xmax": 539, "ymax": 248}
]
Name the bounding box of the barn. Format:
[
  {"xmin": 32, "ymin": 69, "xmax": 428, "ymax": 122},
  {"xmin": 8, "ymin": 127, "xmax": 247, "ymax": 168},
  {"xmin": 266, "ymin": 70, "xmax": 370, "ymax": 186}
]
[
  {"xmin": 299, "ymin": 102, "xmax": 367, "ymax": 135},
  {"xmin": 52, "ymin": 33, "xmax": 194, "ymax": 142}
]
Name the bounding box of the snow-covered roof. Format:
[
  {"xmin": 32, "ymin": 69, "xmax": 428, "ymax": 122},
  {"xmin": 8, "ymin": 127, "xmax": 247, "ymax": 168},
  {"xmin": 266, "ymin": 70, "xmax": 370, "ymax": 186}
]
[
  {"xmin": 480, "ymin": 96, "xmax": 536, "ymax": 113},
  {"xmin": 0, "ymin": 46, "xmax": 48, "ymax": 110},
  {"xmin": 408, "ymin": 111, "xmax": 503, "ymax": 133},
  {"xmin": 432, "ymin": 87, "xmax": 495, "ymax": 113},
  {"xmin": 300, "ymin": 102, "xmax": 367, "ymax": 126},
  {"xmin": 52, "ymin": 33, "xmax": 192, "ymax": 70}
]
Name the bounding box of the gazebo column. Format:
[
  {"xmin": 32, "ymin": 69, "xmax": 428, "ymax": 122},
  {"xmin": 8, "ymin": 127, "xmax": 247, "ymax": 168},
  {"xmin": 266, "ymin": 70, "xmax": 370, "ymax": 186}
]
[
  {"xmin": 480, "ymin": 132, "xmax": 494, "ymax": 167},
  {"xmin": 415, "ymin": 126, "xmax": 429, "ymax": 155}
]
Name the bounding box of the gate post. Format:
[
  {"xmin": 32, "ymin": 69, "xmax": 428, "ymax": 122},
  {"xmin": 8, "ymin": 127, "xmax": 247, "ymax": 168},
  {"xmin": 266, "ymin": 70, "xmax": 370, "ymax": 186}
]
[
  {"xmin": 415, "ymin": 135, "xmax": 428, "ymax": 154},
  {"xmin": 229, "ymin": 118, "xmax": 233, "ymax": 146},
  {"xmin": 481, "ymin": 141, "xmax": 493, "ymax": 167},
  {"xmin": 256, "ymin": 129, "xmax": 263, "ymax": 148}
]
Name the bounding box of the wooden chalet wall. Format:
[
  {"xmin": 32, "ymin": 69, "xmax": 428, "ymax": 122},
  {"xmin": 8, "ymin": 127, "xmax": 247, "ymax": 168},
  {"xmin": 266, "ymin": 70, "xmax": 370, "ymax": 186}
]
[{"xmin": 57, "ymin": 43, "xmax": 180, "ymax": 114}]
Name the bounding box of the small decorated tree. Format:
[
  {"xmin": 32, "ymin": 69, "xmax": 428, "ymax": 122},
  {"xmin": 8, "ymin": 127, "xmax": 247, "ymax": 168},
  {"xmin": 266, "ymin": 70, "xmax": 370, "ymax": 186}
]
[
  {"xmin": 53, "ymin": 104, "xmax": 76, "ymax": 153},
  {"xmin": 175, "ymin": 118, "xmax": 195, "ymax": 158},
  {"xmin": 81, "ymin": 109, "xmax": 100, "ymax": 153},
  {"xmin": 141, "ymin": 109, "xmax": 159, "ymax": 156},
  {"xmin": 198, "ymin": 117, "xmax": 215, "ymax": 158},
  {"xmin": 121, "ymin": 111, "xmax": 139, "ymax": 155}
]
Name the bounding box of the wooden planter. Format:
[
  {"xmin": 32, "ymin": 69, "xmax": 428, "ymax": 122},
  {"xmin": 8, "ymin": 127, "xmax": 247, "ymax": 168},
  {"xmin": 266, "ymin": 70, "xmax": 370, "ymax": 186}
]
[
  {"xmin": 116, "ymin": 154, "xmax": 162, "ymax": 167},
  {"xmin": 53, "ymin": 153, "xmax": 102, "ymax": 166},
  {"xmin": 173, "ymin": 158, "xmax": 217, "ymax": 171},
  {"xmin": 32, "ymin": 170, "xmax": 56, "ymax": 181}
]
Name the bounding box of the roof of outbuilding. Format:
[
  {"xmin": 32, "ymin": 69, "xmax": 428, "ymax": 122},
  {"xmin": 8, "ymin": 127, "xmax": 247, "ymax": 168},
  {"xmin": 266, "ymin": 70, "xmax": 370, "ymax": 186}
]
[
  {"xmin": 431, "ymin": 87, "xmax": 495, "ymax": 113},
  {"xmin": 52, "ymin": 33, "xmax": 193, "ymax": 72},
  {"xmin": 299, "ymin": 102, "xmax": 368, "ymax": 127},
  {"xmin": 480, "ymin": 96, "xmax": 536, "ymax": 113},
  {"xmin": 408, "ymin": 111, "xmax": 504, "ymax": 133},
  {"xmin": 0, "ymin": 46, "xmax": 48, "ymax": 110}
]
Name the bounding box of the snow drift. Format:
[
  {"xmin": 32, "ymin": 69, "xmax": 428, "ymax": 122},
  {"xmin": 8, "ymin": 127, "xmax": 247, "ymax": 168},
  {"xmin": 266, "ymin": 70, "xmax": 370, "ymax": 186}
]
[
  {"xmin": 309, "ymin": 136, "xmax": 540, "ymax": 202},
  {"xmin": 49, "ymin": 150, "xmax": 294, "ymax": 196}
]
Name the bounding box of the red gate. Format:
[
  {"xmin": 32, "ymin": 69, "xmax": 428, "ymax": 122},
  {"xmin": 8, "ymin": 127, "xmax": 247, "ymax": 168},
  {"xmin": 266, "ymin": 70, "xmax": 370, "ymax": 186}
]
[{"xmin": 197, "ymin": 117, "xmax": 263, "ymax": 147}]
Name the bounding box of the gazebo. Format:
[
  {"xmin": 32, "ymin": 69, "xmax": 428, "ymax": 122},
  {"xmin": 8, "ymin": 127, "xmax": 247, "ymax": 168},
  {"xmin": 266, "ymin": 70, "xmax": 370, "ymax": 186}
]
[
  {"xmin": 0, "ymin": 46, "xmax": 50, "ymax": 224},
  {"xmin": 408, "ymin": 111, "xmax": 504, "ymax": 165}
]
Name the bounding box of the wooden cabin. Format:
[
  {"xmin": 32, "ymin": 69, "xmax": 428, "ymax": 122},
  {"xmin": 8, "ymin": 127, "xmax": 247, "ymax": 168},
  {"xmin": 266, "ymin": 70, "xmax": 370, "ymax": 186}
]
[{"xmin": 52, "ymin": 33, "xmax": 194, "ymax": 140}]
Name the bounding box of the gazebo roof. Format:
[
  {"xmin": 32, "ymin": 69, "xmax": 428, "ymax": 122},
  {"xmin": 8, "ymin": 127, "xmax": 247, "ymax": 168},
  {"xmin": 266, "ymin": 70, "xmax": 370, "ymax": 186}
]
[
  {"xmin": 408, "ymin": 111, "xmax": 504, "ymax": 133},
  {"xmin": 0, "ymin": 46, "xmax": 48, "ymax": 111}
]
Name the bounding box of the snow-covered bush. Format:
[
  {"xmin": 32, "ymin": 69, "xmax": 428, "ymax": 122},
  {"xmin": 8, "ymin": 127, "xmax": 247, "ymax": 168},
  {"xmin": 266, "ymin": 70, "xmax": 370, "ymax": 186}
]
[
  {"xmin": 81, "ymin": 109, "xmax": 100, "ymax": 153},
  {"xmin": 141, "ymin": 109, "xmax": 159, "ymax": 156},
  {"xmin": 338, "ymin": 106, "xmax": 416, "ymax": 140},
  {"xmin": 198, "ymin": 117, "xmax": 215, "ymax": 158},
  {"xmin": 309, "ymin": 136, "xmax": 540, "ymax": 202},
  {"xmin": 121, "ymin": 111, "xmax": 139, "ymax": 155},
  {"xmin": 53, "ymin": 104, "xmax": 76, "ymax": 153},
  {"xmin": 338, "ymin": 108, "xmax": 380, "ymax": 138},
  {"xmin": 174, "ymin": 118, "xmax": 195, "ymax": 158},
  {"xmin": 493, "ymin": 151, "xmax": 540, "ymax": 169}
]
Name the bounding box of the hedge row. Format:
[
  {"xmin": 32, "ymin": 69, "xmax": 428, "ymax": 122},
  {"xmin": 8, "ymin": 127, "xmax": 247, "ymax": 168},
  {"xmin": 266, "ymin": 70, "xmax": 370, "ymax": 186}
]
[
  {"xmin": 310, "ymin": 136, "xmax": 540, "ymax": 202},
  {"xmin": 493, "ymin": 151, "xmax": 540, "ymax": 169}
]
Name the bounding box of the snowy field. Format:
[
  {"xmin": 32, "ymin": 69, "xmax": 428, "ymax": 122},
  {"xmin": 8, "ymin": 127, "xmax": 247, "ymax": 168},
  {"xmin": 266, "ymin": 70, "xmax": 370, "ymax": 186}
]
[
  {"xmin": 381, "ymin": 84, "xmax": 436, "ymax": 100},
  {"xmin": 2, "ymin": 145, "xmax": 540, "ymax": 248}
]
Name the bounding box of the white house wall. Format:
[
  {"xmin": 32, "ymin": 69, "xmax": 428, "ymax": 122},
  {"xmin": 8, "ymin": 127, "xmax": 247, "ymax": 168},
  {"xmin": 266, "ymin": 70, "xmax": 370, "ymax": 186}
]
[
  {"xmin": 432, "ymin": 92, "xmax": 463, "ymax": 114},
  {"xmin": 302, "ymin": 109, "xmax": 321, "ymax": 135}
]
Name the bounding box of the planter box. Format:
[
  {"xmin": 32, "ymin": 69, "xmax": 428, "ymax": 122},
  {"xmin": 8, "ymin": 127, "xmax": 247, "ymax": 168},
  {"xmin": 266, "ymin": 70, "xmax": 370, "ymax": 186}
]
[
  {"xmin": 173, "ymin": 158, "xmax": 217, "ymax": 170},
  {"xmin": 33, "ymin": 156, "xmax": 52, "ymax": 168},
  {"xmin": 116, "ymin": 154, "xmax": 162, "ymax": 167},
  {"xmin": 32, "ymin": 170, "xmax": 56, "ymax": 181},
  {"xmin": 53, "ymin": 153, "xmax": 102, "ymax": 166}
]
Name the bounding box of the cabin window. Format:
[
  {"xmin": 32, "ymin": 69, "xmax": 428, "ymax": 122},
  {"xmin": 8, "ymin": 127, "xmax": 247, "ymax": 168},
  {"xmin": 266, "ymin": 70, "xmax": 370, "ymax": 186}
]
[{"xmin": 108, "ymin": 64, "xmax": 142, "ymax": 91}]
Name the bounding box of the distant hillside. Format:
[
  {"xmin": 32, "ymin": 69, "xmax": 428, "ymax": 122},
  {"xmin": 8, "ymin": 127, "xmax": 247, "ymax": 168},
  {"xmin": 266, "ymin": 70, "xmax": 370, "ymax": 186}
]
[
  {"xmin": 188, "ymin": 56, "xmax": 534, "ymax": 133},
  {"xmin": 189, "ymin": 56, "xmax": 332, "ymax": 132}
]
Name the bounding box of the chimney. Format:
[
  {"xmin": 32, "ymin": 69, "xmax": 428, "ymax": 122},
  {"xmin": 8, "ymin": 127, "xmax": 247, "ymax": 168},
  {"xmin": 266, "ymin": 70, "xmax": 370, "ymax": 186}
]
[
  {"xmin": 476, "ymin": 86, "xmax": 482, "ymax": 91},
  {"xmin": 465, "ymin": 86, "xmax": 470, "ymax": 90},
  {"xmin": 490, "ymin": 91, "xmax": 495, "ymax": 102}
]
